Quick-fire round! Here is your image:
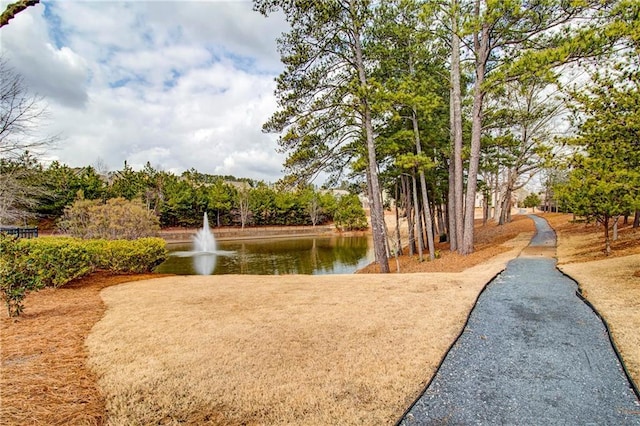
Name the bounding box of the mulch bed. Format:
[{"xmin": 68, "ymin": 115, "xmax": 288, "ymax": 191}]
[{"xmin": 0, "ymin": 272, "xmax": 164, "ymax": 425}]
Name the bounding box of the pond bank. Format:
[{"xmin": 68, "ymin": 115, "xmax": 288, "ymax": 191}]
[{"xmin": 158, "ymin": 224, "xmax": 362, "ymax": 243}]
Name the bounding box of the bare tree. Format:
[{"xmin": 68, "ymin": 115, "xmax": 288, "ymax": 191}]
[
  {"xmin": 0, "ymin": 58, "xmax": 56, "ymax": 225},
  {"xmin": 1, "ymin": 58, "xmax": 57, "ymax": 159},
  {"xmin": 307, "ymin": 195, "xmax": 321, "ymax": 227},
  {"xmin": 0, "ymin": 165, "xmax": 36, "ymax": 224}
]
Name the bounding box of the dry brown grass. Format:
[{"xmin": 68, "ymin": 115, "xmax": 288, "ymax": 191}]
[
  {"xmin": 86, "ymin": 249, "xmax": 528, "ymax": 426},
  {"xmin": 9, "ymin": 212, "xmax": 638, "ymax": 425},
  {"xmin": 543, "ymin": 213, "xmax": 640, "ymax": 388}
]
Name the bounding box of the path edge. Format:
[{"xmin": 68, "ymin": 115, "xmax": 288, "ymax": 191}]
[
  {"xmin": 393, "ymin": 267, "xmax": 508, "ymax": 426},
  {"xmin": 558, "ymin": 268, "xmax": 640, "ymax": 401}
]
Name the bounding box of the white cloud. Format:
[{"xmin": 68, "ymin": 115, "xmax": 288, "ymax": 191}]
[
  {"xmin": 1, "ymin": 3, "xmax": 89, "ymax": 107},
  {"xmin": 0, "ymin": 0, "xmax": 289, "ymax": 182}
]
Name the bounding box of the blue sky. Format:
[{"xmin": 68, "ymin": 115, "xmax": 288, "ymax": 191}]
[{"xmin": 0, "ymin": 0, "xmax": 288, "ymax": 181}]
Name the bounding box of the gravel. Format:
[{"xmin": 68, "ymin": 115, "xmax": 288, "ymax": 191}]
[{"xmin": 399, "ymin": 215, "xmax": 640, "ymax": 425}]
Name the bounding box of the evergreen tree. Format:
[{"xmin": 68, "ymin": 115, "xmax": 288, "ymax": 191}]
[{"xmin": 255, "ymin": 0, "xmax": 389, "ymax": 271}]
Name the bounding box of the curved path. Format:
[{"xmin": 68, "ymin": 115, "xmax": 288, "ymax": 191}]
[{"xmin": 399, "ymin": 215, "xmax": 640, "ymax": 425}]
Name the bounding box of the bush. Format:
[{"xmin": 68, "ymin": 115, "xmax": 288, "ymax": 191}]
[
  {"xmin": 0, "ymin": 235, "xmax": 93, "ymax": 316},
  {"xmin": 333, "ymin": 194, "xmax": 368, "ymax": 231},
  {"xmin": 22, "ymin": 237, "xmax": 94, "ymax": 288},
  {"xmin": 86, "ymin": 238, "xmax": 167, "ymax": 273},
  {"xmin": 0, "ymin": 235, "xmax": 167, "ymax": 316},
  {"xmin": 0, "ymin": 235, "xmax": 35, "ymax": 317},
  {"xmin": 58, "ymin": 197, "xmax": 160, "ymax": 240}
]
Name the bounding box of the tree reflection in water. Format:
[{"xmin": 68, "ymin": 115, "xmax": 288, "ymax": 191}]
[{"xmin": 156, "ymin": 236, "xmax": 373, "ymax": 275}]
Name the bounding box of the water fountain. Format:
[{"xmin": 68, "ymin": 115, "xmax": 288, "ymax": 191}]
[
  {"xmin": 173, "ymin": 212, "xmax": 234, "ymax": 275},
  {"xmin": 193, "ymin": 211, "xmax": 217, "ymax": 253}
]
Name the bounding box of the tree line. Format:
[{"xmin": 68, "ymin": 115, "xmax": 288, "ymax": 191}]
[
  {"xmin": 255, "ymin": 0, "xmax": 639, "ymax": 269},
  {"xmin": 0, "ymin": 156, "xmax": 367, "ymax": 231}
]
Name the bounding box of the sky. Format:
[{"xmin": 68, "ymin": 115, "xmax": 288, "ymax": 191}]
[{"xmin": 0, "ymin": 0, "xmax": 290, "ymax": 182}]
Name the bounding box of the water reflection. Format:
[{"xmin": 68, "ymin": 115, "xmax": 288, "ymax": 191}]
[
  {"xmin": 193, "ymin": 253, "xmax": 217, "ymax": 275},
  {"xmin": 155, "ymin": 236, "xmax": 373, "ymax": 275}
]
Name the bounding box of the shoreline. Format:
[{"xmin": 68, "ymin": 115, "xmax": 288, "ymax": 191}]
[{"xmin": 159, "ymin": 224, "xmax": 367, "ymax": 243}]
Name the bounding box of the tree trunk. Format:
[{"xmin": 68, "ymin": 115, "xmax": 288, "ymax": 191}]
[
  {"xmin": 352, "ymin": 14, "xmax": 389, "ymax": 272},
  {"xmin": 613, "ymin": 215, "xmax": 619, "ymax": 241},
  {"xmin": 461, "ymin": 1, "xmax": 489, "ymax": 255},
  {"xmin": 437, "ymin": 203, "xmax": 446, "ymax": 237},
  {"xmin": 447, "ymin": 158, "xmax": 457, "ymax": 251},
  {"xmin": 603, "ymin": 216, "xmax": 611, "ymax": 256},
  {"xmin": 483, "ymin": 191, "xmax": 490, "ymax": 225},
  {"xmin": 499, "ymin": 195, "xmax": 511, "ymax": 225},
  {"xmin": 403, "ymin": 175, "xmax": 416, "ymax": 256},
  {"xmin": 394, "ymin": 182, "xmax": 403, "ymax": 256},
  {"xmin": 499, "ymin": 185, "xmax": 512, "ymax": 225},
  {"xmin": 450, "ymin": 0, "xmax": 464, "ymax": 252},
  {"xmin": 494, "ymin": 186, "xmax": 503, "ymax": 223},
  {"xmin": 634, "ymin": 209, "xmax": 639, "ymax": 228},
  {"xmin": 412, "ymin": 108, "xmax": 436, "ymax": 261},
  {"xmin": 412, "ymin": 173, "xmax": 424, "ymax": 262}
]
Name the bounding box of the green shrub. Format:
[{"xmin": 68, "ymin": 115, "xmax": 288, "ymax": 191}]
[
  {"xmin": 333, "ymin": 194, "xmax": 368, "ymax": 231},
  {"xmin": 21, "ymin": 237, "xmax": 94, "ymax": 288},
  {"xmin": 0, "ymin": 235, "xmax": 93, "ymax": 316},
  {"xmin": 0, "ymin": 236, "xmax": 167, "ymax": 316},
  {"xmin": 0, "ymin": 234, "xmax": 35, "ymax": 317},
  {"xmin": 86, "ymin": 237, "xmax": 167, "ymax": 273}
]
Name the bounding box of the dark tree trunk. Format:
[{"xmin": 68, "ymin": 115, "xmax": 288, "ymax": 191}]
[
  {"xmin": 461, "ymin": 0, "xmax": 489, "ymax": 255},
  {"xmin": 447, "ymin": 158, "xmax": 457, "ymax": 251},
  {"xmin": 603, "ymin": 216, "xmax": 611, "ymax": 256},
  {"xmin": 352, "ymin": 8, "xmax": 389, "ymax": 272},
  {"xmin": 450, "ymin": 2, "xmax": 464, "ymax": 253}
]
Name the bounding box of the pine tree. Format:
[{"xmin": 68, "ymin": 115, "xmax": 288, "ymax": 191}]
[{"xmin": 255, "ymin": 0, "xmax": 390, "ymax": 271}]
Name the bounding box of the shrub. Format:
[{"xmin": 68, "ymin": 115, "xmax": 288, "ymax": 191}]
[
  {"xmin": 86, "ymin": 238, "xmax": 167, "ymax": 273},
  {"xmin": 333, "ymin": 194, "xmax": 368, "ymax": 231},
  {"xmin": 58, "ymin": 197, "xmax": 160, "ymax": 240},
  {"xmin": 0, "ymin": 236, "xmax": 167, "ymax": 316},
  {"xmin": 21, "ymin": 237, "xmax": 94, "ymax": 288},
  {"xmin": 0, "ymin": 235, "xmax": 95, "ymax": 315},
  {"xmin": 0, "ymin": 234, "xmax": 34, "ymax": 317}
]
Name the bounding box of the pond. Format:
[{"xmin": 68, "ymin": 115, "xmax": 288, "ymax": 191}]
[{"xmin": 154, "ymin": 235, "xmax": 374, "ymax": 275}]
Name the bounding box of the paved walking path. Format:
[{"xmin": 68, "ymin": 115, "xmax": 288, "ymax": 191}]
[{"xmin": 399, "ymin": 215, "xmax": 640, "ymax": 425}]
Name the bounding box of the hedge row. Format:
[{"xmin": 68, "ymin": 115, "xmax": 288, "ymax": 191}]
[{"xmin": 0, "ymin": 235, "xmax": 167, "ymax": 316}]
